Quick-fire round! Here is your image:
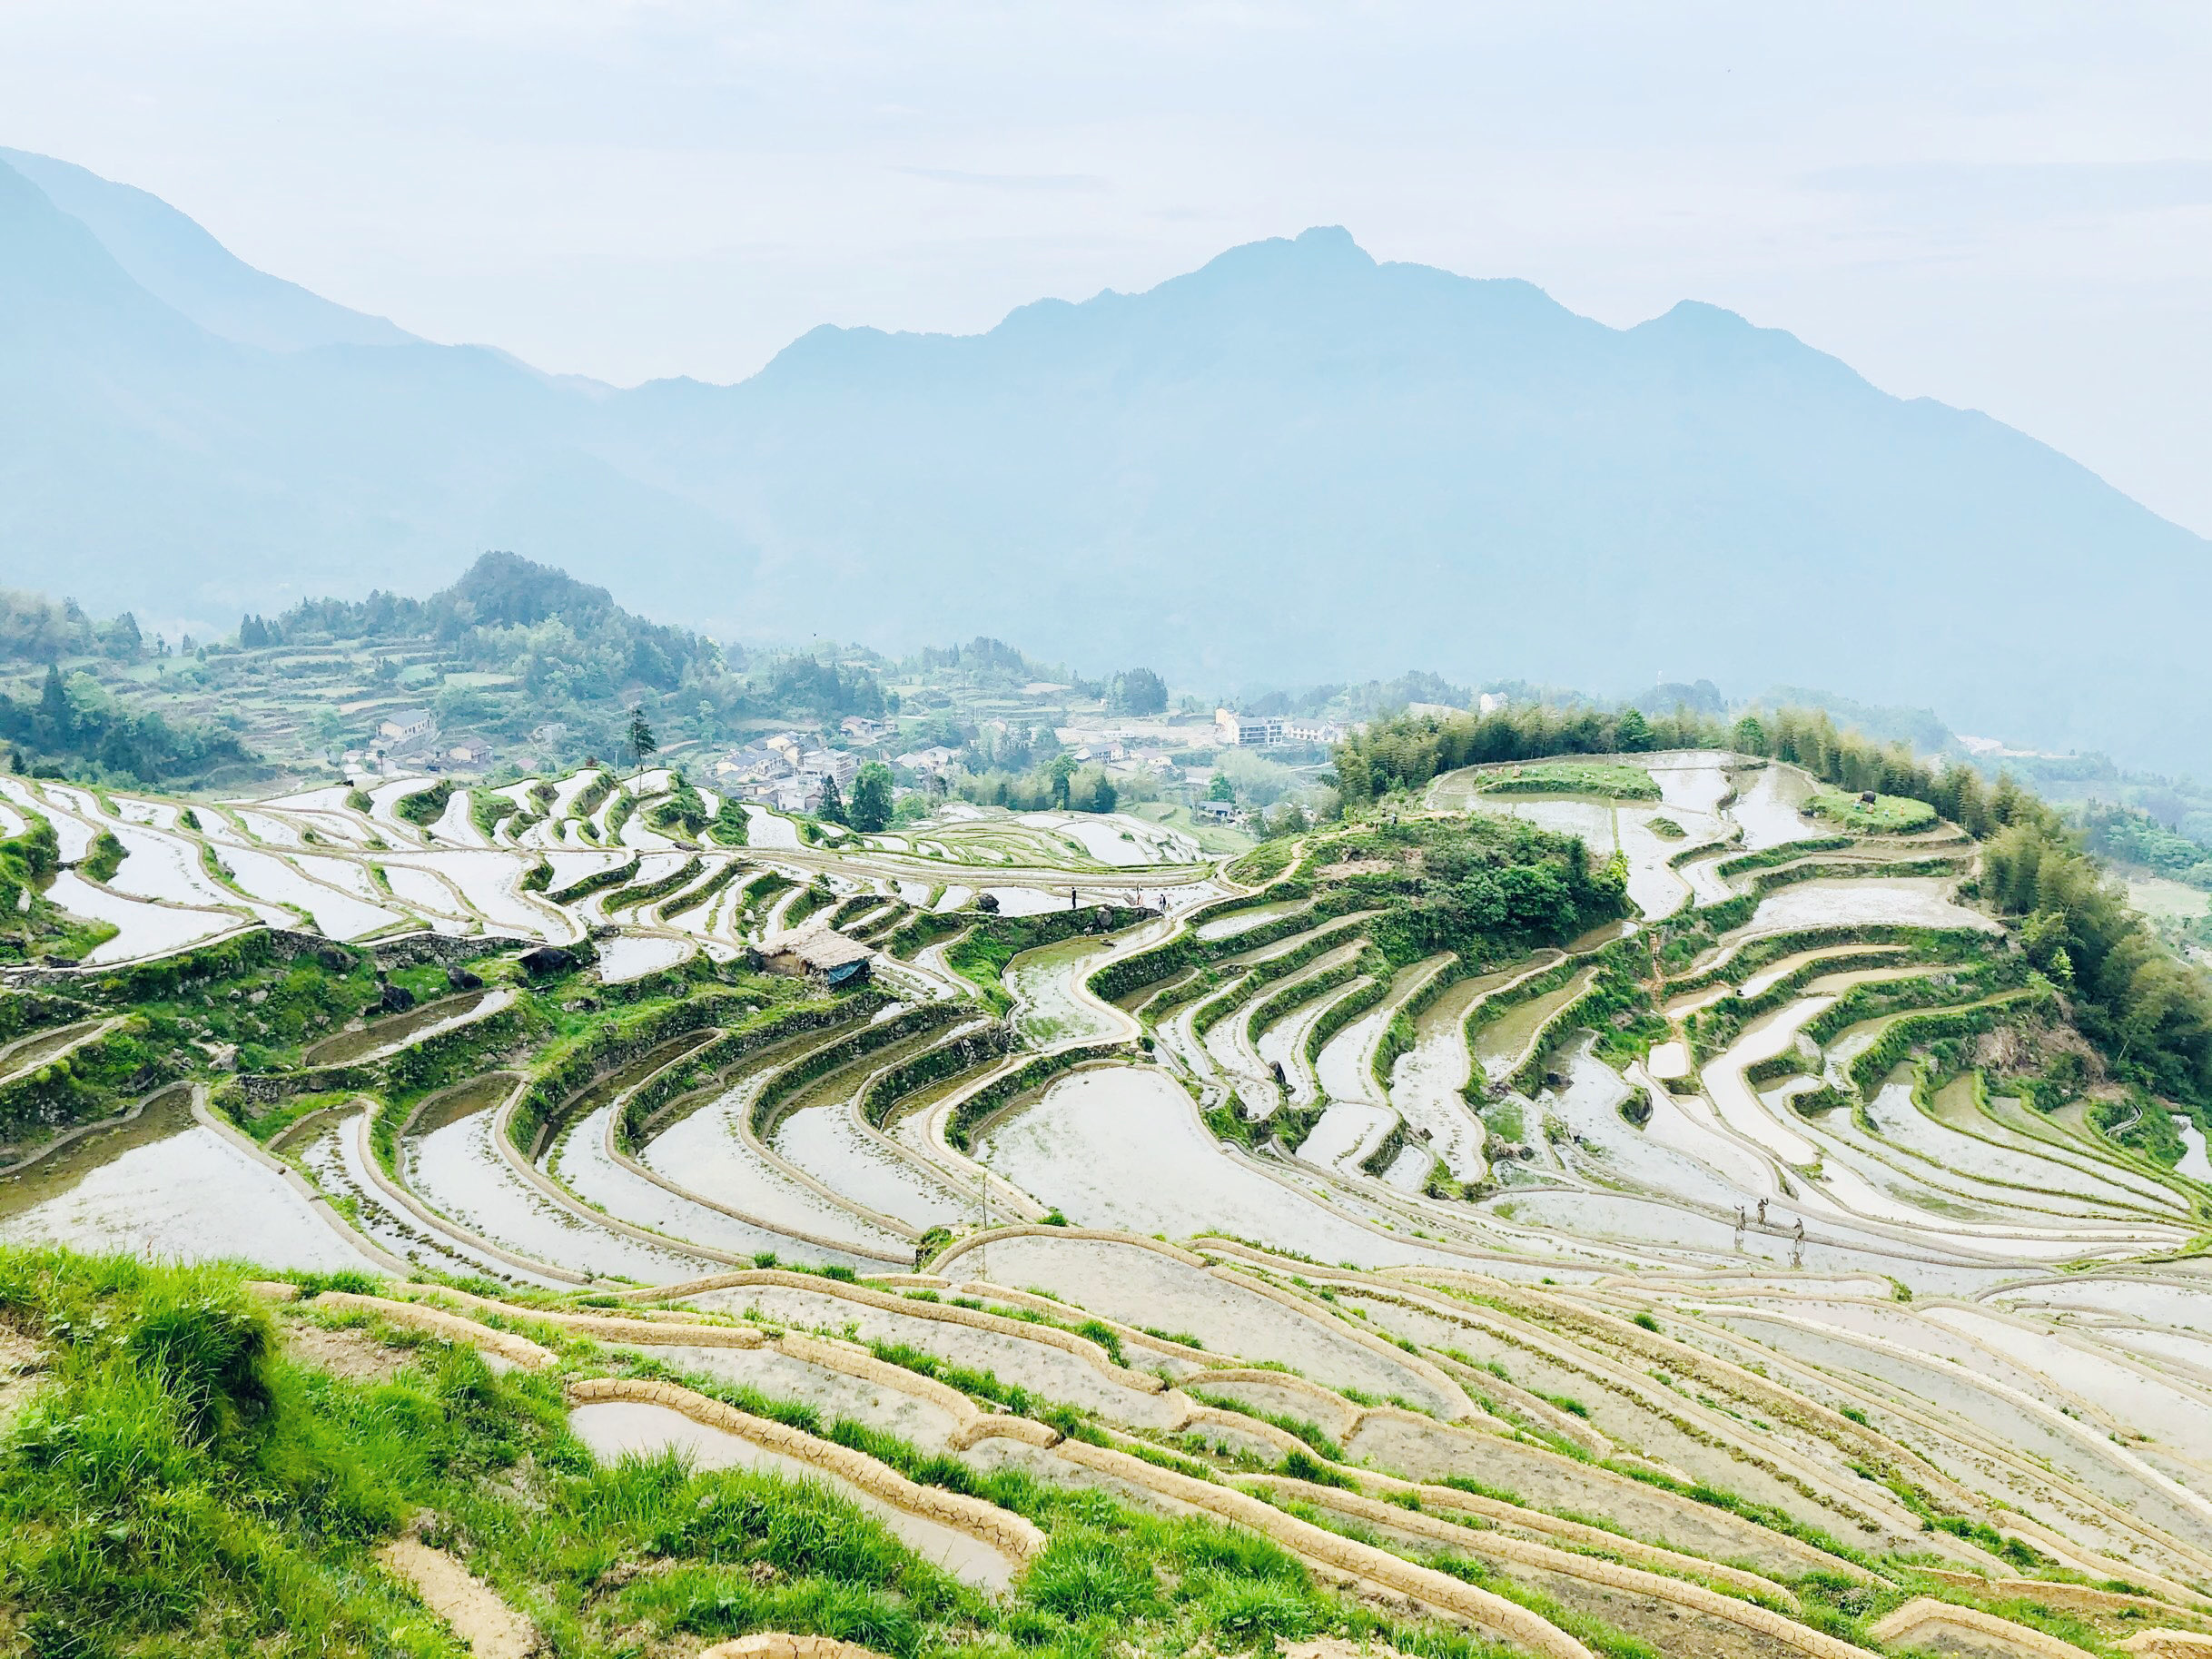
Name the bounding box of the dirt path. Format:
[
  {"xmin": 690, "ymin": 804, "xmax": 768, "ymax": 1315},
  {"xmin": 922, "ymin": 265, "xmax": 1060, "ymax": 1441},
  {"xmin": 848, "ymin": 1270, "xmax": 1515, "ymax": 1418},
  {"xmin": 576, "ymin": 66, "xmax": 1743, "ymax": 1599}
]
[{"xmin": 376, "ymin": 1536, "xmax": 538, "ymax": 1657}]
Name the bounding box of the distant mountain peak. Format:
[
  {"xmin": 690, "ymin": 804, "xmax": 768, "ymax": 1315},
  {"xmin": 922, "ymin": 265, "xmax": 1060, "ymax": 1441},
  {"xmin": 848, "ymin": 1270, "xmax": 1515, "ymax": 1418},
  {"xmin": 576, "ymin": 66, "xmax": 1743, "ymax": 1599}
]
[
  {"xmin": 3, "ymin": 153, "xmax": 2208, "ymax": 773},
  {"xmin": 0, "ymin": 147, "xmax": 415, "ymax": 353}
]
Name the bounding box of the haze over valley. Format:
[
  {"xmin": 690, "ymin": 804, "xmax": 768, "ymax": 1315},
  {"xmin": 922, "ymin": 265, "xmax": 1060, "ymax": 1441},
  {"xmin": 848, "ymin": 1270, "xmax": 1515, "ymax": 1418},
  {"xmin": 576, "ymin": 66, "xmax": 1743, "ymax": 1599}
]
[{"xmin": 5, "ymin": 148, "xmax": 2209, "ymax": 772}]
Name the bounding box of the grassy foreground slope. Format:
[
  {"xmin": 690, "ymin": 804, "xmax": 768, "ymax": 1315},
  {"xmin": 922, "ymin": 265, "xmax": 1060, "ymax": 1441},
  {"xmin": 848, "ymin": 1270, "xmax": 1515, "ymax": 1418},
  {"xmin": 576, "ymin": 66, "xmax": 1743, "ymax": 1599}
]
[{"xmin": 0, "ymin": 1249, "xmax": 1486, "ymax": 1659}]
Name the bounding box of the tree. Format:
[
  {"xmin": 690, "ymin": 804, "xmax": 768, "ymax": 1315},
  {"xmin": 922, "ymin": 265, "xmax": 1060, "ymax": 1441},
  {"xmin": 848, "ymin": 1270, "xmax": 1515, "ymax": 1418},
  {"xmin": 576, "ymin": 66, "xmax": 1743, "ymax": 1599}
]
[
  {"xmin": 1207, "ymin": 771, "xmax": 1236, "ymax": 803},
  {"xmin": 1087, "ymin": 775, "xmax": 1119, "ymax": 813},
  {"xmin": 1109, "ymin": 667, "xmax": 1168, "ymax": 716},
  {"xmin": 1731, "ymin": 714, "xmax": 1769, "ymax": 757},
  {"xmin": 818, "ymin": 772, "xmax": 848, "ymax": 825},
  {"xmin": 849, "ymin": 761, "xmax": 894, "ymax": 833},
  {"xmin": 1049, "ymin": 753, "xmax": 1077, "ymax": 810},
  {"xmin": 35, "ymin": 665, "xmax": 70, "ymax": 746},
  {"xmin": 101, "ymin": 612, "xmax": 143, "ymax": 660},
  {"xmin": 627, "ymin": 707, "xmax": 657, "ymax": 771},
  {"xmin": 1614, "ymin": 706, "xmax": 1654, "ymax": 752}
]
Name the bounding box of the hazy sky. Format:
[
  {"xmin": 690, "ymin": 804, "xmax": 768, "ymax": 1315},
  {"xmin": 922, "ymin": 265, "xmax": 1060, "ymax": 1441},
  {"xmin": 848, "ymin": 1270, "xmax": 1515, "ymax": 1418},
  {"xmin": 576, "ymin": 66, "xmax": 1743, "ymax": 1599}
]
[{"xmin": 8, "ymin": 2, "xmax": 2211, "ymax": 533}]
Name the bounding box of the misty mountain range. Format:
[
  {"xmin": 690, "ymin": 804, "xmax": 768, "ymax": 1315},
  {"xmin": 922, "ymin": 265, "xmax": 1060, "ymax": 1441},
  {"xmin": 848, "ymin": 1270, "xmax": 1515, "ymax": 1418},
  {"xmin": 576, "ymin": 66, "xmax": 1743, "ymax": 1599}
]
[{"xmin": 3, "ymin": 147, "xmax": 2208, "ymax": 772}]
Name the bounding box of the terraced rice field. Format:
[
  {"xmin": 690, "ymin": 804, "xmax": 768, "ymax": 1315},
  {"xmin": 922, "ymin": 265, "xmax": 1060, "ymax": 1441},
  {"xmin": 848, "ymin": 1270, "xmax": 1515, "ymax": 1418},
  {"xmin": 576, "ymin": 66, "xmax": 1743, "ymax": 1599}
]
[{"xmin": 6, "ymin": 750, "xmax": 2212, "ymax": 1659}]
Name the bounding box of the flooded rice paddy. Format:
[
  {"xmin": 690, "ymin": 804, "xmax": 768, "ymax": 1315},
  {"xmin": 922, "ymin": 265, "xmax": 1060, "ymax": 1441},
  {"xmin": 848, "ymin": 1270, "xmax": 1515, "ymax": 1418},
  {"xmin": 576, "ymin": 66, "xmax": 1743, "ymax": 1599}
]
[
  {"xmin": 978, "ymin": 1066, "xmax": 1460, "ymax": 1267},
  {"xmin": 0, "ymin": 1086, "xmax": 380, "ymax": 1271}
]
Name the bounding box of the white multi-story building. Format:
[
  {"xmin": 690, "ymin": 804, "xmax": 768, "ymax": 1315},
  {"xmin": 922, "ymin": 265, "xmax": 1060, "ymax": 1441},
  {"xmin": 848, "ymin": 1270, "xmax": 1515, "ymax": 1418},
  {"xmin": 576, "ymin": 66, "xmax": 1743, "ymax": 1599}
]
[
  {"xmin": 799, "ymin": 749, "xmax": 859, "ymax": 791},
  {"xmin": 1214, "ymin": 708, "xmax": 1343, "ymax": 746},
  {"xmin": 1214, "ymin": 708, "xmax": 1281, "ymax": 746}
]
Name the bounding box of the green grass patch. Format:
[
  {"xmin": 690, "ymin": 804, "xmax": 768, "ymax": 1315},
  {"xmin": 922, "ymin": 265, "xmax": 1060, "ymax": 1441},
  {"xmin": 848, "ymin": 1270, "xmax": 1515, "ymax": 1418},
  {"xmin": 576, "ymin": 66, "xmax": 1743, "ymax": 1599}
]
[
  {"xmin": 1474, "ymin": 762, "xmax": 1659, "ymax": 800},
  {"xmin": 1805, "ymin": 790, "xmax": 1938, "ymax": 834}
]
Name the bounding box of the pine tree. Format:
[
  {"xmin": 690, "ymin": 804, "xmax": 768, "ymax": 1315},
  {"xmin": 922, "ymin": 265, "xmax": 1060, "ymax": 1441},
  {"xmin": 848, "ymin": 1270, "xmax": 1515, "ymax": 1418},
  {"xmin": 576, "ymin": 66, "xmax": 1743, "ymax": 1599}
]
[
  {"xmin": 848, "ymin": 762, "xmax": 894, "ymax": 833},
  {"xmin": 36, "ymin": 664, "xmax": 70, "ymax": 746}
]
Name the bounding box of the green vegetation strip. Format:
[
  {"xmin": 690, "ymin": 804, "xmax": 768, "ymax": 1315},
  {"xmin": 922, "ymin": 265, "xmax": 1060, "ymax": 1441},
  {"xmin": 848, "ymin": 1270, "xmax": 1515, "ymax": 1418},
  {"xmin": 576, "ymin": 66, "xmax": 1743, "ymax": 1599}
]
[
  {"xmin": 1664, "ymin": 923, "xmax": 1990, "ymax": 996},
  {"xmin": 0, "ymin": 1017, "xmax": 175, "ymax": 1154},
  {"xmin": 1302, "ymin": 975, "xmax": 1389, "ymax": 1071},
  {"xmin": 1085, "ymin": 884, "xmax": 1335, "ymax": 1003},
  {"xmin": 547, "ymin": 855, "xmax": 642, "ymax": 905},
  {"xmin": 1805, "ymin": 790, "xmax": 1938, "ymax": 834},
  {"xmin": 569, "ymin": 772, "xmax": 613, "ymax": 821},
  {"xmin": 469, "ymin": 789, "xmax": 518, "ymax": 838},
  {"xmin": 945, "ymin": 907, "xmax": 1150, "ymax": 1015},
  {"xmin": 1712, "ymin": 837, "xmax": 1852, "ymax": 879},
  {"xmin": 1237, "ymin": 958, "xmax": 1369, "ymax": 1047},
  {"xmin": 616, "ymin": 998, "xmax": 871, "ymax": 1151},
  {"xmin": 1224, "ymin": 838, "xmax": 1296, "ymax": 884},
  {"xmin": 1685, "ymin": 934, "xmax": 1997, "ymax": 1060},
  {"xmin": 659, "ymin": 859, "xmax": 746, "ymax": 921},
  {"xmin": 1190, "ymin": 923, "xmax": 1373, "ymax": 1038},
  {"xmin": 3, "ymin": 1247, "xmax": 1512, "ymax": 1659},
  {"xmin": 393, "ymin": 779, "xmax": 456, "ymax": 827},
  {"xmin": 1800, "ymin": 959, "xmax": 2035, "ymax": 1052},
  {"xmin": 886, "ymin": 909, "xmax": 966, "ymax": 960},
  {"xmin": 1474, "ymin": 761, "xmax": 1659, "ymax": 800},
  {"xmin": 506, "ymin": 986, "xmax": 789, "ymax": 1158},
  {"xmin": 747, "ymin": 1003, "xmax": 970, "ymax": 1135},
  {"xmin": 1504, "ymin": 945, "xmax": 1654, "ymax": 1096},
  {"xmin": 647, "ymin": 776, "xmax": 709, "ymax": 838},
  {"xmin": 1459, "ymin": 957, "xmax": 1579, "ymax": 1101},
  {"xmin": 600, "ymin": 855, "xmax": 705, "ymax": 914},
  {"xmin": 859, "ymin": 1025, "xmax": 1020, "ymax": 1128},
  {"xmin": 1666, "ymin": 825, "xmax": 1743, "ymax": 869},
  {"xmin": 945, "ymin": 1044, "xmax": 1128, "ymax": 1150},
  {"xmin": 1843, "ymin": 994, "xmax": 2054, "ymax": 1100},
  {"xmin": 1369, "ymin": 959, "xmax": 1471, "ymax": 1092}
]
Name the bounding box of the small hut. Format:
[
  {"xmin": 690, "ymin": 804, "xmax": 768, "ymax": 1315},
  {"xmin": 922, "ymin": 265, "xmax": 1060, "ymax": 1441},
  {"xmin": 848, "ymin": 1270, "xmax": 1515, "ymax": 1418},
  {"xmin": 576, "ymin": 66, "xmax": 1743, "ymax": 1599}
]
[{"xmin": 755, "ymin": 924, "xmax": 875, "ymax": 988}]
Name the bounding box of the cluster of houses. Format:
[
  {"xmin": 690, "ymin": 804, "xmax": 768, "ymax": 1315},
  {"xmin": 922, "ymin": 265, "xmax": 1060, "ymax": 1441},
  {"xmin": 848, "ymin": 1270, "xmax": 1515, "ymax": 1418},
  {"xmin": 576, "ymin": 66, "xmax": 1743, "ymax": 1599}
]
[
  {"xmin": 711, "ymin": 731, "xmax": 862, "ymax": 814},
  {"xmin": 341, "ymin": 706, "xmax": 494, "ymax": 776}
]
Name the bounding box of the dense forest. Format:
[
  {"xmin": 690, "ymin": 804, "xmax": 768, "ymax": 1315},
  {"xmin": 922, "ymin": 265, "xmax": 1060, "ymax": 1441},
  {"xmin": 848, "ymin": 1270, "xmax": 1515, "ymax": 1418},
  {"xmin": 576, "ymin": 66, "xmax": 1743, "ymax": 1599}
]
[
  {"xmin": 0, "ymin": 589, "xmax": 149, "ymax": 664},
  {"xmin": 0, "ymin": 665, "xmax": 250, "ymax": 782},
  {"xmin": 247, "ymin": 552, "xmax": 725, "ymax": 697}
]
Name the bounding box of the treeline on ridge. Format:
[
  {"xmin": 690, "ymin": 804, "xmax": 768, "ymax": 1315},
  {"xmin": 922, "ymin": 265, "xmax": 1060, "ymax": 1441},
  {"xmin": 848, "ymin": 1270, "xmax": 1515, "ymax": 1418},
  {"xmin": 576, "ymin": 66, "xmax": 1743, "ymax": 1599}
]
[{"xmin": 1, "ymin": 665, "xmax": 251, "ymax": 784}]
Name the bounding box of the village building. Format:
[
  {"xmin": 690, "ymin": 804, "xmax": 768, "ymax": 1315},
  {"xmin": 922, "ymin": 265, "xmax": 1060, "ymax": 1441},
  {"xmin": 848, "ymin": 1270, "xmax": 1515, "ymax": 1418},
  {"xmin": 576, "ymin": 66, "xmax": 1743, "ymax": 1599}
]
[
  {"xmin": 894, "ymin": 745, "xmax": 962, "ymax": 778},
  {"xmin": 747, "ymin": 774, "xmax": 826, "ymax": 815},
  {"xmin": 375, "ymin": 706, "xmax": 439, "ymax": 756},
  {"xmin": 1213, "ymin": 708, "xmax": 1343, "ymax": 747},
  {"xmin": 798, "ymin": 748, "xmax": 859, "ymax": 790},
  {"xmin": 1213, "ymin": 708, "xmax": 1280, "ymax": 746},
  {"xmin": 716, "ymin": 741, "xmax": 795, "ymax": 784}
]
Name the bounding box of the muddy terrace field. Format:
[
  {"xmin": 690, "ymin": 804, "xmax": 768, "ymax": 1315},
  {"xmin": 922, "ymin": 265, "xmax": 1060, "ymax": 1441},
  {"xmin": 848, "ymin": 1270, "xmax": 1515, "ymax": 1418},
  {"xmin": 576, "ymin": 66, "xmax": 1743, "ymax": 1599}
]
[{"xmin": 3, "ymin": 752, "xmax": 2210, "ymax": 1659}]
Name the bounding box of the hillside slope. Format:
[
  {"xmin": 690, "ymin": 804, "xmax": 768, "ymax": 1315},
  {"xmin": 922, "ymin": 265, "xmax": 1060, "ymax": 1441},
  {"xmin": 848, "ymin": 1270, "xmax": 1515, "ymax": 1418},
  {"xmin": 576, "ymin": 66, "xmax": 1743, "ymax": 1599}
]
[{"xmin": 4, "ymin": 153, "xmax": 2208, "ymax": 769}]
